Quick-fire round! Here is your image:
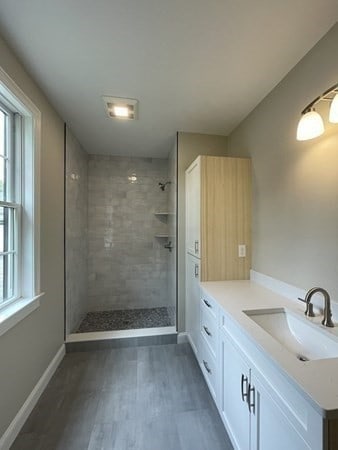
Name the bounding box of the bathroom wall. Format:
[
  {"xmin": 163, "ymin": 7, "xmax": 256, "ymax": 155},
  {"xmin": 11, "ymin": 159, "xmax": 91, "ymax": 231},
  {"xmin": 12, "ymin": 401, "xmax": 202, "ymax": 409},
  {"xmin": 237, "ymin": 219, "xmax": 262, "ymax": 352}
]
[
  {"xmin": 167, "ymin": 143, "xmax": 177, "ymax": 325},
  {"xmin": 177, "ymin": 132, "xmax": 228, "ymax": 332},
  {"xmin": 0, "ymin": 34, "xmax": 64, "ymax": 437},
  {"xmin": 88, "ymin": 155, "xmax": 170, "ymax": 311},
  {"xmin": 228, "ymin": 23, "xmax": 338, "ymax": 302},
  {"xmin": 65, "ymin": 127, "xmax": 88, "ymax": 334}
]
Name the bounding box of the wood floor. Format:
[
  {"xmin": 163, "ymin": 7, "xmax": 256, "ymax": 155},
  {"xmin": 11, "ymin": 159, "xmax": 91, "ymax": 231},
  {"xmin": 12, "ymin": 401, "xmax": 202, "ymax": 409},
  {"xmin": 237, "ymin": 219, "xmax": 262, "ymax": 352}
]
[{"xmin": 11, "ymin": 343, "xmax": 233, "ymax": 450}]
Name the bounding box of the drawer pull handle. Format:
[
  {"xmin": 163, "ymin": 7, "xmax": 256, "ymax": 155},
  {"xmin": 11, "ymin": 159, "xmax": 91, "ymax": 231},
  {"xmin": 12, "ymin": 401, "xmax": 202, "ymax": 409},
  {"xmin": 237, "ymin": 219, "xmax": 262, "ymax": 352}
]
[
  {"xmin": 203, "ymin": 326, "xmax": 212, "ymax": 337},
  {"xmin": 241, "ymin": 374, "xmax": 248, "ymax": 402},
  {"xmin": 247, "ymin": 383, "xmax": 255, "ymax": 413},
  {"xmin": 194, "ymin": 264, "xmax": 199, "ymax": 278},
  {"xmin": 203, "ymin": 299, "xmax": 212, "ymax": 308},
  {"xmin": 194, "ymin": 240, "xmax": 199, "ymax": 254},
  {"xmin": 203, "ymin": 360, "xmax": 211, "ymax": 374}
]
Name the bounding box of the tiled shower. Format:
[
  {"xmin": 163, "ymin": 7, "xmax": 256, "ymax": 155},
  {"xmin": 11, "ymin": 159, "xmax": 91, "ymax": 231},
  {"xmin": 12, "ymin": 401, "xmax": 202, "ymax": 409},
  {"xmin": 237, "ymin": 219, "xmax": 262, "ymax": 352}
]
[{"xmin": 65, "ymin": 128, "xmax": 177, "ymax": 336}]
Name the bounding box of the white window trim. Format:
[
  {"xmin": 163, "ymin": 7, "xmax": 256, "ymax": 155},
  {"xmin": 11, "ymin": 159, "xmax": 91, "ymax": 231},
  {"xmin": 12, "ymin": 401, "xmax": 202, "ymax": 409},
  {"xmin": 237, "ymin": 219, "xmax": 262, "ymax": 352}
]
[{"xmin": 0, "ymin": 66, "xmax": 44, "ymax": 336}]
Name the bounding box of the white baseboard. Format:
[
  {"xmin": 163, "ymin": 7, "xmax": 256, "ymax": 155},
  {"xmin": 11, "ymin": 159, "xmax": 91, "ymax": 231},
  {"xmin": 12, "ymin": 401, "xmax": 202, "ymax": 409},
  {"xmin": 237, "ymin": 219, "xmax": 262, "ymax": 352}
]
[
  {"xmin": 177, "ymin": 332, "xmax": 189, "ymax": 344},
  {"xmin": 0, "ymin": 344, "xmax": 65, "ymax": 450}
]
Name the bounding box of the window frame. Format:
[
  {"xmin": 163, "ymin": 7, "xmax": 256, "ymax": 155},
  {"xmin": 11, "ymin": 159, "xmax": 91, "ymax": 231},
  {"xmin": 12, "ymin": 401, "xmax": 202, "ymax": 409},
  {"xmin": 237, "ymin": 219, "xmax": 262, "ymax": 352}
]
[
  {"xmin": 0, "ymin": 100, "xmax": 22, "ymax": 307},
  {"xmin": 0, "ymin": 66, "xmax": 43, "ymax": 336}
]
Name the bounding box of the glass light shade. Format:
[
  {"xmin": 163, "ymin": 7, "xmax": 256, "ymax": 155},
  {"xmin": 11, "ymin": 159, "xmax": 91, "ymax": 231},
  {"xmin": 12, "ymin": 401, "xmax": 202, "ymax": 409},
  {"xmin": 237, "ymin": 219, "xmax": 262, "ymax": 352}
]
[
  {"xmin": 329, "ymin": 93, "xmax": 338, "ymax": 123},
  {"xmin": 296, "ymin": 110, "xmax": 324, "ymax": 141}
]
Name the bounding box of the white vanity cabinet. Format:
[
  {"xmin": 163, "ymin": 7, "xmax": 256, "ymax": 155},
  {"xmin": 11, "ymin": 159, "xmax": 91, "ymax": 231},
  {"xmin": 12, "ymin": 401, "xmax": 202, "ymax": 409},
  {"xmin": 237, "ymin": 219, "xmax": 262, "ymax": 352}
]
[
  {"xmin": 220, "ymin": 327, "xmax": 316, "ymax": 450},
  {"xmin": 196, "ymin": 285, "xmax": 325, "ymax": 450}
]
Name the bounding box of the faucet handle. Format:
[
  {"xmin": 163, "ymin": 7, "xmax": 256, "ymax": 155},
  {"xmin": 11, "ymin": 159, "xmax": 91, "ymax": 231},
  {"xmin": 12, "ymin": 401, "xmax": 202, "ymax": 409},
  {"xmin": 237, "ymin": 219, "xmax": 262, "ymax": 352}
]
[{"xmin": 298, "ymin": 297, "xmax": 315, "ymax": 317}]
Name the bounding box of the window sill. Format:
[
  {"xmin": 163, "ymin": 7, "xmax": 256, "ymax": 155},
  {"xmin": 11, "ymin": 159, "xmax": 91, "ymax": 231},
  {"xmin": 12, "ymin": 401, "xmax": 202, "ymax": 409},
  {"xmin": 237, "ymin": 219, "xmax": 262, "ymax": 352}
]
[{"xmin": 0, "ymin": 293, "xmax": 45, "ymax": 337}]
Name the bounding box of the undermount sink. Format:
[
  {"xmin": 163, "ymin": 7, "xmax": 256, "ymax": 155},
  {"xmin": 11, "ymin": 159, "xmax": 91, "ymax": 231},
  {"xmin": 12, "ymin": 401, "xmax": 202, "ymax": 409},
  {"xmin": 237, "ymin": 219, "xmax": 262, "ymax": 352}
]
[{"xmin": 243, "ymin": 308, "xmax": 338, "ymax": 362}]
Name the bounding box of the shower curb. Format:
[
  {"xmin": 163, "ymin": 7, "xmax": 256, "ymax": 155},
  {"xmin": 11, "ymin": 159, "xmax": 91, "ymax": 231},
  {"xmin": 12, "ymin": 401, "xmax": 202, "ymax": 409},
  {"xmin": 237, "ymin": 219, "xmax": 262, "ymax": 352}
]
[{"xmin": 65, "ymin": 332, "xmax": 177, "ymax": 352}]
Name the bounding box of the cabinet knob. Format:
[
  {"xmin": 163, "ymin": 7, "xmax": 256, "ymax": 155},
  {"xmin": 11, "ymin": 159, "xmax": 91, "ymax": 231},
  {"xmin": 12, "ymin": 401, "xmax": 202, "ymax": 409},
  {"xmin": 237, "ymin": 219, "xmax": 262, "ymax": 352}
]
[{"xmin": 247, "ymin": 383, "xmax": 255, "ymax": 414}]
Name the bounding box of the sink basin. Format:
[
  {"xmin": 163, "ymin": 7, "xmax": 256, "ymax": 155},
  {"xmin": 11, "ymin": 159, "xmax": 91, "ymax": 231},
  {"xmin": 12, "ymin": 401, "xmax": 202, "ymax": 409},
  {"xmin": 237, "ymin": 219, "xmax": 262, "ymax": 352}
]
[{"xmin": 243, "ymin": 308, "xmax": 338, "ymax": 361}]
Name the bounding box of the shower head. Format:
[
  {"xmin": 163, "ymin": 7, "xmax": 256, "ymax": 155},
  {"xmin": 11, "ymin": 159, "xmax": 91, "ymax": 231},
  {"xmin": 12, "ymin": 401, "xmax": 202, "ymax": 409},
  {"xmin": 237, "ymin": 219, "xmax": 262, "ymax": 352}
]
[{"xmin": 159, "ymin": 181, "xmax": 171, "ymax": 191}]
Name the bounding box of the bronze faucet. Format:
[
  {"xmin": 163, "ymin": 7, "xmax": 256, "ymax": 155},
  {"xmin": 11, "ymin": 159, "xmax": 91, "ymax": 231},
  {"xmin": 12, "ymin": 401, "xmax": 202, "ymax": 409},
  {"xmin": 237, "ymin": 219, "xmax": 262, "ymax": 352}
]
[{"xmin": 304, "ymin": 287, "xmax": 334, "ymax": 328}]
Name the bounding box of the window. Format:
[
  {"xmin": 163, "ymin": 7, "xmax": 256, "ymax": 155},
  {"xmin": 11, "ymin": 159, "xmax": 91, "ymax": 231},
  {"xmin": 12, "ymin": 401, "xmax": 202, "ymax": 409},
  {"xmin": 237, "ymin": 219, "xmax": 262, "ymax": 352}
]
[
  {"xmin": 0, "ymin": 101, "xmax": 21, "ymax": 306},
  {"xmin": 0, "ymin": 66, "xmax": 41, "ymax": 335}
]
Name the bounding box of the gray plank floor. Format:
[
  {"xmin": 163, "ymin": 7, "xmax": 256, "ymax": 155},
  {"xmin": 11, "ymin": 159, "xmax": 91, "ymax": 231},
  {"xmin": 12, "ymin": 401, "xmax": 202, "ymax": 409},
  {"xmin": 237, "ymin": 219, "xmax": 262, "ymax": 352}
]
[{"xmin": 11, "ymin": 343, "xmax": 233, "ymax": 450}]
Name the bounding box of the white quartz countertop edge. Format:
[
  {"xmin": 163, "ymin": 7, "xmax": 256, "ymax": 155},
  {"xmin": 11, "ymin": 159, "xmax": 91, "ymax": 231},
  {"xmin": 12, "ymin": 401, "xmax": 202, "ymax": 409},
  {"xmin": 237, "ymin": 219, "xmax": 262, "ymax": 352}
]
[{"xmin": 200, "ymin": 280, "xmax": 338, "ymax": 419}]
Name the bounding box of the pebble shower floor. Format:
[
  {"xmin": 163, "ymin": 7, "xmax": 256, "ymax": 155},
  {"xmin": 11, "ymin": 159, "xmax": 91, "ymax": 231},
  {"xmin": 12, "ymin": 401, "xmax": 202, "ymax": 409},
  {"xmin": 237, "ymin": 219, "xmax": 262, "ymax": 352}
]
[{"xmin": 76, "ymin": 307, "xmax": 175, "ymax": 333}]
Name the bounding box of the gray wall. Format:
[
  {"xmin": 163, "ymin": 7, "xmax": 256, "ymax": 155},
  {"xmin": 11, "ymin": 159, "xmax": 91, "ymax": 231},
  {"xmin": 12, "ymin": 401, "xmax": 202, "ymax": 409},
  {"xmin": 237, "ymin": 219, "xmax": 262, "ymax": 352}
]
[
  {"xmin": 65, "ymin": 127, "xmax": 88, "ymax": 334},
  {"xmin": 228, "ymin": 24, "xmax": 338, "ymax": 303},
  {"xmin": 87, "ymin": 155, "xmax": 170, "ymax": 311},
  {"xmin": 177, "ymin": 132, "xmax": 228, "ymax": 332},
  {"xmin": 0, "ymin": 35, "xmax": 64, "ymax": 436}
]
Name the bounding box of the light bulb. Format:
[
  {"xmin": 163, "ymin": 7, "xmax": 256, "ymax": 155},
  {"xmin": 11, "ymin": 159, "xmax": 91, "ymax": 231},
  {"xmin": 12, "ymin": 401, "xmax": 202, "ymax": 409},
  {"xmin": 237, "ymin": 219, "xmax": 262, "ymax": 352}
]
[
  {"xmin": 113, "ymin": 105, "xmax": 129, "ymax": 118},
  {"xmin": 329, "ymin": 93, "xmax": 338, "ymax": 123},
  {"xmin": 296, "ymin": 109, "xmax": 324, "ymax": 141}
]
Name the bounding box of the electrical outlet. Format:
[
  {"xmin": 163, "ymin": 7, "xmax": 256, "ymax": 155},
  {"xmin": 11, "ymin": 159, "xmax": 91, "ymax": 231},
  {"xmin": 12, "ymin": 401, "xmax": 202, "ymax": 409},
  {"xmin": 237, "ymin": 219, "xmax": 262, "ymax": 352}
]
[{"xmin": 238, "ymin": 244, "xmax": 246, "ymax": 257}]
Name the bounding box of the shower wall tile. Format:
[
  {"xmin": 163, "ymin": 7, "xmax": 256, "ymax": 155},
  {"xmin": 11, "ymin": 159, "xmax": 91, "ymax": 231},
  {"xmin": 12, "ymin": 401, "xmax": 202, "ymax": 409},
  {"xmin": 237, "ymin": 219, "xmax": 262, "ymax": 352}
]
[
  {"xmin": 87, "ymin": 155, "xmax": 169, "ymax": 311},
  {"xmin": 65, "ymin": 129, "xmax": 88, "ymax": 334}
]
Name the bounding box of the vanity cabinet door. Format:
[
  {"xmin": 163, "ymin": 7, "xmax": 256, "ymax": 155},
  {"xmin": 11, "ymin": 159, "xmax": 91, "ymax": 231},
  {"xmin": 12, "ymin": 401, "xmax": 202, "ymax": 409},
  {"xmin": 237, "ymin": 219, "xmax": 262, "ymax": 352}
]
[
  {"xmin": 250, "ymin": 373, "xmax": 311, "ymax": 450},
  {"xmin": 220, "ymin": 331, "xmax": 250, "ymax": 450},
  {"xmin": 185, "ymin": 253, "xmax": 200, "ymax": 356},
  {"xmin": 185, "ymin": 157, "xmax": 201, "ymax": 257}
]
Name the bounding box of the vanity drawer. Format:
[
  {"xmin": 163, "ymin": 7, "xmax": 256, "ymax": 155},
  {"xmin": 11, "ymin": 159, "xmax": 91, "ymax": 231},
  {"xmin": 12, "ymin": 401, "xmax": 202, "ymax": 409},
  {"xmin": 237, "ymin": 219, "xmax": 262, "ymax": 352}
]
[
  {"xmin": 200, "ymin": 289, "xmax": 219, "ymax": 321},
  {"xmin": 200, "ymin": 300, "xmax": 218, "ymax": 357},
  {"xmin": 199, "ymin": 339, "xmax": 217, "ymax": 400}
]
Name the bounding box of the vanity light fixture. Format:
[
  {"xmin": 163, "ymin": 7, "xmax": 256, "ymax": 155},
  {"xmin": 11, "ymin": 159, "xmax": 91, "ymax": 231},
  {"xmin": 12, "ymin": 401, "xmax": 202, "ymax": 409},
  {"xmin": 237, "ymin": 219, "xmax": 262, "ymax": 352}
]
[
  {"xmin": 296, "ymin": 83, "xmax": 338, "ymax": 141},
  {"xmin": 329, "ymin": 93, "xmax": 338, "ymax": 123},
  {"xmin": 102, "ymin": 96, "xmax": 138, "ymax": 120}
]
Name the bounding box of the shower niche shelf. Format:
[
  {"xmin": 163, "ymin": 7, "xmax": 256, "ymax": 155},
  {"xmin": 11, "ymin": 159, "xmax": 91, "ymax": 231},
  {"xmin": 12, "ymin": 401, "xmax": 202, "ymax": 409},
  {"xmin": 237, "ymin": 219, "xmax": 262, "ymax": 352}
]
[
  {"xmin": 154, "ymin": 211, "xmax": 170, "ymax": 227},
  {"xmin": 155, "ymin": 234, "xmax": 169, "ymax": 238}
]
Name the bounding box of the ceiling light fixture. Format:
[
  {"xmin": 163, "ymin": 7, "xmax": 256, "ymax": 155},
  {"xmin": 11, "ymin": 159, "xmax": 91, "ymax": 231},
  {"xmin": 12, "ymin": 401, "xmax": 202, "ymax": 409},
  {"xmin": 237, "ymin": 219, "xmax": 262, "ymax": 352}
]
[
  {"xmin": 113, "ymin": 105, "xmax": 129, "ymax": 118},
  {"xmin": 296, "ymin": 83, "xmax": 338, "ymax": 141},
  {"xmin": 102, "ymin": 96, "xmax": 138, "ymax": 120}
]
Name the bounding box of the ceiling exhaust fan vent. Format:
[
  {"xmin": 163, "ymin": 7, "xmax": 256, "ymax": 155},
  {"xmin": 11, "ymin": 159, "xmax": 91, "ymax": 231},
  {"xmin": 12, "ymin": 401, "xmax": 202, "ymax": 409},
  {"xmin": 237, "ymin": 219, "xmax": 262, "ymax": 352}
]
[{"xmin": 102, "ymin": 96, "xmax": 138, "ymax": 120}]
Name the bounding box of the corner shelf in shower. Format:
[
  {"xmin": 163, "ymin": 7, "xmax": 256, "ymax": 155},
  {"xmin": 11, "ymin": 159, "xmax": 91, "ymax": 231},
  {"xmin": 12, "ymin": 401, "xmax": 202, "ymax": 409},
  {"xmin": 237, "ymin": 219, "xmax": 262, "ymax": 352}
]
[
  {"xmin": 154, "ymin": 212, "xmax": 170, "ymax": 217},
  {"xmin": 155, "ymin": 234, "xmax": 169, "ymax": 239}
]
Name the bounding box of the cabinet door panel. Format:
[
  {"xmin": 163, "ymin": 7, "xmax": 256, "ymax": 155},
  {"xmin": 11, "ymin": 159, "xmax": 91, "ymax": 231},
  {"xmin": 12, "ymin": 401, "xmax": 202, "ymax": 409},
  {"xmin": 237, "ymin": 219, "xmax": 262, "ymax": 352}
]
[
  {"xmin": 185, "ymin": 253, "xmax": 200, "ymax": 356},
  {"xmin": 185, "ymin": 158, "xmax": 200, "ymax": 256},
  {"xmin": 220, "ymin": 332, "xmax": 250, "ymax": 450},
  {"xmin": 251, "ymin": 373, "xmax": 311, "ymax": 450}
]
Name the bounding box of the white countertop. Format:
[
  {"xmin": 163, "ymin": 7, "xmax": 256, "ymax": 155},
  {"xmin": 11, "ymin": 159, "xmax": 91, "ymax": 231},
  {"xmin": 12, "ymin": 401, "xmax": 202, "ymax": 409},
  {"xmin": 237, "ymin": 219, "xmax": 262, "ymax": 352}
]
[{"xmin": 200, "ymin": 280, "xmax": 338, "ymax": 419}]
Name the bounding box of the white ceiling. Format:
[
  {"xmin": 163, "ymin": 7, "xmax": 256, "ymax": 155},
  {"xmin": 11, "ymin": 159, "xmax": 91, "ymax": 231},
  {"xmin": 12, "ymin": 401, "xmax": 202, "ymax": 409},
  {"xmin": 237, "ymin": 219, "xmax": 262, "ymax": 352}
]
[{"xmin": 0, "ymin": 1, "xmax": 337, "ymax": 158}]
